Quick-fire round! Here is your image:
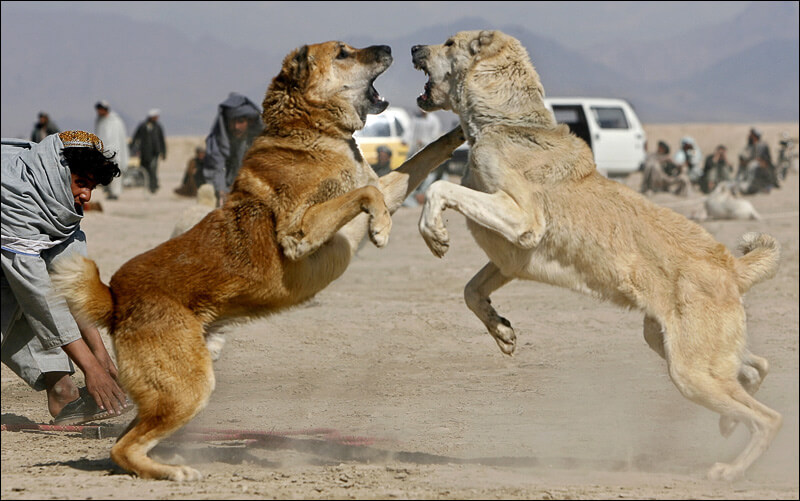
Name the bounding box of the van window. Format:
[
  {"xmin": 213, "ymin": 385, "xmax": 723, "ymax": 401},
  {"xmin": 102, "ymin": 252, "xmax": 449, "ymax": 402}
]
[
  {"xmin": 361, "ymin": 118, "xmax": 391, "ymax": 137},
  {"xmin": 551, "ymin": 104, "xmax": 592, "ymax": 149},
  {"xmin": 590, "ymin": 107, "xmax": 629, "ymax": 129},
  {"xmin": 394, "ymin": 118, "xmax": 405, "ymax": 138}
]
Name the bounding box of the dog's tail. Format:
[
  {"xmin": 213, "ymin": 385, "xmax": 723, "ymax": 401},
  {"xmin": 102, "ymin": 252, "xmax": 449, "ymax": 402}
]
[
  {"xmin": 734, "ymin": 232, "xmax": 780, "ymax": 293},
  {"xmin": 50, "ymin": 253, "xmax": 114, "ymax": 329}
]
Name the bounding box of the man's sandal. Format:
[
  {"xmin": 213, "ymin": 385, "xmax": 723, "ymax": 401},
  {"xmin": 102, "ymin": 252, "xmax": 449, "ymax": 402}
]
[{"xmin": 52, "ymin": 388, "xmax": 132, "ymax": 426}]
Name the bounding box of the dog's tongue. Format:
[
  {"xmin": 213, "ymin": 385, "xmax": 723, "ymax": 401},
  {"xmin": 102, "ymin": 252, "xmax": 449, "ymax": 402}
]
[
  {"xmin": 370, "ymin": 83, "xmax": 384, "ymax": 104},
  {"xmin": 419, "ymin": 81, "xmax": 432, "ymax": 102}
]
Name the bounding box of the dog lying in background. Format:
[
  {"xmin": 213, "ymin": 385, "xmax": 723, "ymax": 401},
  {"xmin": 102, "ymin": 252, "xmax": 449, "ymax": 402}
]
[
  {"xmin": 703, "ymin": 181, "xmax": 761, "ymax": 221},
  {"xmin": 51, "ymin": 40, "xmax": 463, "ymax": 481},
  {"xmin": 412, "ymin": 29, "xmax": 781, "ymax": 481},
  {"xmin": 171, "ymin": 183, "xmax": 218, "ymax": 238}
]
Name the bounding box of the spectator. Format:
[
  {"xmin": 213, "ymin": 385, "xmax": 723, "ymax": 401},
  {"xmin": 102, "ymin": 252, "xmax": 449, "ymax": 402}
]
[
  {"xmin": 174, "ymin": 146, "xmax": 208, "ymax": 198},
  {"xmin": 699, "ymin": 144, "xmax": 734, "ymax": 194},
  {"xmin": 203, "ymin": 92, "xmax": 263, "ymax": 205},
  {"xmin": 30, "ymin": 112, "xmax": 60, "ymax": 143},
  {"xmin": 776, "ymin": 131, "xmax": 798, "ymax": 180},
  {"xmin": 131, "ymin": 109, "xmax": 167, "ymax": 194},
  {"xmin": 640, "ymin": 140, "xmax": 691, "ymax": 196},
  {"xmin": 738, "ymin": 128, "xmax": 780, "ymax": 194},
  {"xmin": 404, "ymin": 109, "xmax": 443, "ymax": 207},
  {"xmin": 94, "ymin": 100, "xmax": 129, "ymax": 200},
  {"xmin": 2, "ymin": 131, "xmax": 129, "ymax": 425},
  {"xmin": 673, "ymin": 136, "xmax": 703, "ymax": 186},
  {"xmin": 371, "ymin": 145, "xmax": 393, "ymax": 177}
]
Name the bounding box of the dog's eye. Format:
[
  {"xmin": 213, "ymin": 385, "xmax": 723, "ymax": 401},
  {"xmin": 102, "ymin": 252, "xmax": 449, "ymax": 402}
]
[
  {"xmin": 444, "ymin": 40, "xmax": 454, "ymax": 47},
  {"xmin": 337, "ymin": 49, "xmax": 350, "ymax": 59}
]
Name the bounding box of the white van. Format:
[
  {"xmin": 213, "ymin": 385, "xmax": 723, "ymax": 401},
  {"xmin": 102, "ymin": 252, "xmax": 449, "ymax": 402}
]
[
  {"xmin": 443, "ymin": 97, "xmax": 646, "ymax": 177},
  {"xmin": 544, "ymin": 97, "xmax": 646, "ymax": 177}
]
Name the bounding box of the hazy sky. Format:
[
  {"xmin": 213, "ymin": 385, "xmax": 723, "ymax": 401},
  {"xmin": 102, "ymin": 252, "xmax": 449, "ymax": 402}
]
[{"xmin": 16, "ymin": 1, "xmax": 751, "ymax": 52}]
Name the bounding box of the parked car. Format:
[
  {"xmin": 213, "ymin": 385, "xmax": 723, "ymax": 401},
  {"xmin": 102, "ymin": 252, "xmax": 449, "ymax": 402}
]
[
  {"xmin": 443, "ymin": 97, "xmax": 646, "ymax": 178},
  {"xmin": 544, "ymin": 97, "xmax": 646, "ymax": 177},
  {"xmin": 354, "ymin": 106, "xmax": 411, "ymax": 170}
]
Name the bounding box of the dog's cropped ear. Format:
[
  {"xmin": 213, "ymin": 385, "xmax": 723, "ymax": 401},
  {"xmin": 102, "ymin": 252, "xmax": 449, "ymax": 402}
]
[
  {"xmin": 281, "ymin": 45, "xmax": 311, "ymax": 85},
  {"xmin": 469, "ymin": 30, "xmax": 495, "ymax": 55}
]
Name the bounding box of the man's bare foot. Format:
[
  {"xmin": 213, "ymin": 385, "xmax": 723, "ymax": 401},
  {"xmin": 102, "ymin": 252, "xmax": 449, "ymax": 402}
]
[{"xmin": 43, "ymin": 372, "xmax": 79, "ymax": 418}]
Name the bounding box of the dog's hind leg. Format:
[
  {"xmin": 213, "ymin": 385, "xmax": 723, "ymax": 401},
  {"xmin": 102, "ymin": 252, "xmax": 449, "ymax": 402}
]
[
  {"xmin": 663, "ymin": 314, "xmax": 781, "ymax": 480},
  {"xmin": 111, "ymin": 322, "xmax": 215, "ymax": 481},
  {"xmin": 464, "ymin": 262, "xmax": 516, "ymax": 355},
  {"xmin": 719, "ymin": 350, "xmax": 770, "ymax": 437},
  {"xmin": 644, "ymin": 314, "xmax": 770, "ymax": 440}
]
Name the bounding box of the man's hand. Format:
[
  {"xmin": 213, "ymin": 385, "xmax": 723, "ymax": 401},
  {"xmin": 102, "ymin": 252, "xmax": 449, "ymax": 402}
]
[{"xmin": 62, "ymin": 338, "xmax": 128, "ymax": 415}]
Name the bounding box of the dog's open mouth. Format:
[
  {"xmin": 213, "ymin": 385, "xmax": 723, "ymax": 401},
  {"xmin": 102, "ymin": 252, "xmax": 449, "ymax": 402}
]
[
  {"xmin": 369, "ymin": 79, "xmax": 386, "ymax": 105},
  {"xmin": 414, "ymin": 61, "xmax": 435, "ymax": 107},
  {"xmin": 368, "ymin": 77, "xmax": 389, "ymax": 113}
]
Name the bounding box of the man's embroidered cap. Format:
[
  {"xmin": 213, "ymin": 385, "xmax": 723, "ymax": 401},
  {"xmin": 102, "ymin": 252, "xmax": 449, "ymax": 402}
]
[{"xmin": 58, "ymin": 131, "xmax": 104, "ymax": 150}]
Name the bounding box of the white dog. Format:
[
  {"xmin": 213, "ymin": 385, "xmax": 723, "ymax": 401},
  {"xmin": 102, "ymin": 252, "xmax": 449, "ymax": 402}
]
[
  {"xmin": 411, "ymin": 30, "xmax": 781, "ymax": 481},
  {"xmin": 704, "ymin": 181, "xmax": 761, "ymax": 221}
]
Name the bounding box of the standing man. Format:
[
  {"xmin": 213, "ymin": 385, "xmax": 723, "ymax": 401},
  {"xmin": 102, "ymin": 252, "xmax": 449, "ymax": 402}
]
[
  {"xmin": 30, "ymin": 112, "xmax": 60, "ymax": 143},
  {"xmin": 203, "ymin": 92, "xmax": 263, "ymax": 205},
  {"xmin": 2, "ymin": 131, "xmax": 129, "ymax": 425},
  {"xmin": 131, "ymin": 109, "xmax": 167, "ymax": 194},
  {"xmin": 94, "ymin": 100, "xmax": 129, "ymax": 200}
]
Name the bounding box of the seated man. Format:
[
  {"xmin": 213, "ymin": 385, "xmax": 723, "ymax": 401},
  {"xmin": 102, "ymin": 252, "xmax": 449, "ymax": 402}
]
[
  {"xmin": 699, "ymin": 144, "xmax": 734, "ymax": 194},
  {"xmin": 738, "ymin": 128, "xmax": 780, "ymax": 194},
  {"xmin": 640, "ymin": 140, "xmax": 691, "ymax": 196}
]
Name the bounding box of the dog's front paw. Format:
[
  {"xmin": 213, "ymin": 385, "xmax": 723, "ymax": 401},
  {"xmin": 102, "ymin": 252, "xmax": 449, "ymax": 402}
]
[
  {"xmin": 205, "ymin": 333, "xmax": 226, "ymax": 362},
  {"xmin": 369, "ymin": 209, "xmax": 392, "ymax": 248},
  {"xmin": 280, "ymin": 235, "xmax": 311, "ymax": 260},
  {"xmin": 491, "ymin": 317, "xmax": 516, "ymax": 355},
  {"xmin": 419, "ymin": 217, "xmax": 450, "ymax": 258}
]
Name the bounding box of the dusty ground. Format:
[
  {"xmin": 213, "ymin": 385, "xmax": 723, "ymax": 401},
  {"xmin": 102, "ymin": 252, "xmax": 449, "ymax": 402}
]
[{"xmin": 2, "ymin": 127, "xmax": 798, "ymax": 500}]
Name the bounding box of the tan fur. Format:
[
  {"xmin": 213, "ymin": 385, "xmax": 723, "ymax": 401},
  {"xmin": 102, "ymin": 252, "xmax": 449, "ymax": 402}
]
[
  {"xmin": 412, "ymin": 30, "xmax": 782, "ymax": 481},
  {"xmin": 51, "ymin": 41, "xmax": 464, "ymax": 481}
]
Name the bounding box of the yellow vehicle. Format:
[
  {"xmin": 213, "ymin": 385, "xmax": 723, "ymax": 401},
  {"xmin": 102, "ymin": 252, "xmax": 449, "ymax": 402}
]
[{"xmin": 354, "ymin": 106, "xmax": 411, "ymax": 170}]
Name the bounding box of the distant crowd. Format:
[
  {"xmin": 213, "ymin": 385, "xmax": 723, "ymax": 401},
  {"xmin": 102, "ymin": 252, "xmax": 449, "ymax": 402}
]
[
  {"xmin": 639, "ymin": 128, "xmax": 797, "ymax": 198},
  {"xmin": 26, "ymin": 92, "xmax": 265, "ymax": 209}
]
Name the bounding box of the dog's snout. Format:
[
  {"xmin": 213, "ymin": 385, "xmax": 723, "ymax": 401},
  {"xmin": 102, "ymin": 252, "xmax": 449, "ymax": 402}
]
[
  {"xmin": 411, "ymin": 45, "xmax": 427, "ymax": 66},
  {"xmin": 372, "ymin": 44, "xmax": 391, "ymax": 56}
]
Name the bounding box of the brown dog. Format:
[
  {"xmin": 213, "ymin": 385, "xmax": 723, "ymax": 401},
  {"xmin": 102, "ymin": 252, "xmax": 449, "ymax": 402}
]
[
  {"xmin": 412, "ymin": 30, "xmax": 781, "ymax": 481},
  {"xmin": 51, "ymin": 41, "xmax": 463, "ymax": 481}
]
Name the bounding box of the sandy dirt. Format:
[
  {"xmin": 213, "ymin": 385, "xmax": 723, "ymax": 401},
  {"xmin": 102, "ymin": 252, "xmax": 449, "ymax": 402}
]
[{"xmin": 2, "ymin": 126, "xmax": 798, "ymax": 499}]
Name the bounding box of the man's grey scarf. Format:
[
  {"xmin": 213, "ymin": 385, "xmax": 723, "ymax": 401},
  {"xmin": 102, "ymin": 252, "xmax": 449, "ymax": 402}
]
[{"xmin": 1, "ymin": 134, "xmax": 83, "ymax": 256}]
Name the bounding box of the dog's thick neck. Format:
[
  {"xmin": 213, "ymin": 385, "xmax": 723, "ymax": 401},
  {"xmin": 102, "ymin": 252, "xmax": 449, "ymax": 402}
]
[
  {"xmin": 453, "ymin": 41, "xmax": 555, "ymax": 136},
  {"xmin": 262, "ymin": 82, "xmax": 361, "ymax": 141}
]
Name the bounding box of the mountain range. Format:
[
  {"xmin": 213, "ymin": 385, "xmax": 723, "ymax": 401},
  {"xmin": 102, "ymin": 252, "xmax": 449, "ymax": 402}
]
[{"xmin": 1, "ymin": 2, "xmax": 797, "ymax": 137}]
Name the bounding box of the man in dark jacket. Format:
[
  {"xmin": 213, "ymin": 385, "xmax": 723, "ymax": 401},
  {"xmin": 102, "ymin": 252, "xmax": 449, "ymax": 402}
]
[
  {"xmin": 30, "ymin": 112, "xmax": 60, "ymax": 143},
  {"xmin": 131, "ymin": 109, "xmax": 167, "ymax": 194},
  {"xmin": 202, "ymin": 93, "xmax": 263, "ymax": 205}
]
